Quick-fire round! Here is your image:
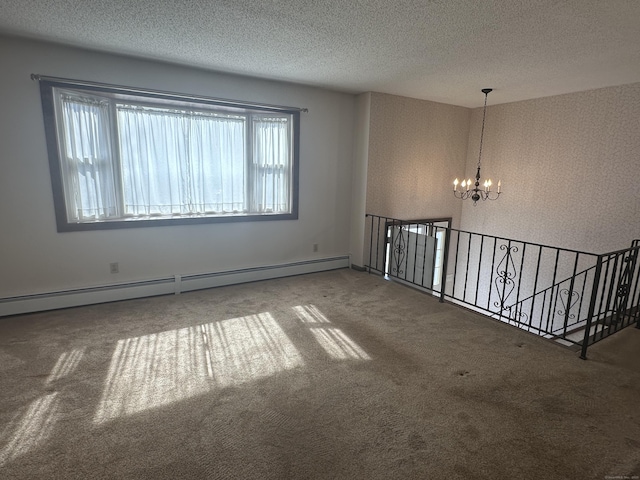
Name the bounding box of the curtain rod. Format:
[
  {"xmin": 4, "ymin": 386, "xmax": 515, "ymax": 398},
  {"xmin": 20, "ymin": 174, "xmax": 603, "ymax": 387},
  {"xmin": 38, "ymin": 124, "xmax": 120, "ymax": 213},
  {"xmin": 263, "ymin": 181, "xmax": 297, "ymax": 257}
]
[{"xmin": 30, "ymin": 74, "xmax": 309, "ymax": 113}]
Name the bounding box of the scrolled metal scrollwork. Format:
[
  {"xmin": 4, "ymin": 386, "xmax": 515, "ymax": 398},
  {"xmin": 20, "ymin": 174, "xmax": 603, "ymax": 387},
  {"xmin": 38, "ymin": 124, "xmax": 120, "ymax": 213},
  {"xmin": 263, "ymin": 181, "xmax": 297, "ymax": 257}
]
[
  {"xmin": 506, "ymin": 305, "xmax": 529, "ymax": 323},
  {"xmin": 493, "ymin": 244, "xmax": 519, "ymax": 311},
  {"xmin": 391, "ymin": 225, "xmax": 407, "ymax": 275},
  {"xmin": 557, "ymin": 288, "xmax": 580, "ymax": 320}
]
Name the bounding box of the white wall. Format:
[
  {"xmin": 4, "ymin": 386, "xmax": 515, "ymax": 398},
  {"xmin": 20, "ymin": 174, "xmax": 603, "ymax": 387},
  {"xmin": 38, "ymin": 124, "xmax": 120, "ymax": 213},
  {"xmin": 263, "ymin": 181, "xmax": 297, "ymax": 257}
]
[{"xmin": 0, "ymin": 36, "xmax": 355, "ymax": 298}]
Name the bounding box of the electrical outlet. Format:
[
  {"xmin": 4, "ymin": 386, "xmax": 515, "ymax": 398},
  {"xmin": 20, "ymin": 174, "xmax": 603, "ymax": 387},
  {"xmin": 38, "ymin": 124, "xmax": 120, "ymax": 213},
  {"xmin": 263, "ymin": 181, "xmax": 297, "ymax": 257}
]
[
  {"xmin": 313, "ymin": 243, "xmax": 319, "ymax": 252},
  {"xmin": 109, "ymin": 262, "xmax": 119, "ymax": 274}
]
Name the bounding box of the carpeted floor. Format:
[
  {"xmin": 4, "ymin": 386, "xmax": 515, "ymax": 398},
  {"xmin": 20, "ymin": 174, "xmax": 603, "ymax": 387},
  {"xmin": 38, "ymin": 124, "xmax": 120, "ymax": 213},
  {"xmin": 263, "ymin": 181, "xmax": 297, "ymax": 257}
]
[{"xmin": 0, "ymin": 268, "xmax": 639, "ymax": 479}]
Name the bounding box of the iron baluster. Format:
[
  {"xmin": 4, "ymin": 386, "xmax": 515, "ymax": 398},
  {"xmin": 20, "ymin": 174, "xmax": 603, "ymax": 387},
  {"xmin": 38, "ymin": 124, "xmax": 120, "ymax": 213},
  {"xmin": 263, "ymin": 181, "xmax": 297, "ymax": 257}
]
[
  {"xmin": 529, "ymin": 246, "xmax": 543, "ymax": 332},
  {"xmin": 403, "ymin": 220, "xmax": 411, "ymax": 279},
  {"xmin": 547, "ymin": 250, "xmax": 560, "ymax": 332},
  {"xmin": 452, "ymin": 230, "xmax": 461, "ymax": 300},
  {"xmin": 576, "ymin": 270, "xmax": 588, "ymax": 328},
  {"xmin": 581, "ymin": 256, "xmax": 604, "ymax": 359},
  {"xmin": 595, "ymin": 255, "xmax": 614, "ymax": 342},
  {"xmin": 487, "ymin": 237, "xmax": 498, "ymax": 311},
  {"xmin": 560, "ymin": 254, "xmax": 580, "ymax": 339},
  {"xmin": 366, "ymin": 214, "xmax": 373, "ymax": 274},
  {"xmin": 374, "ymin": 216, "xmax": 382, "ymax": 272},
  {"xmin": 474, "ymin": 235, "xmax": 485, "ymax": 306},
  {"xmin": 515, "ymin": 242, "xmax": 526, "ymax": 326},
  {"xmin": 440, "ymin": 227, "xmax": 451, "ymax": 303},
  {"xmin": 543, "ymin": 289, "xmax": 551, "ymax": 334},
  {"xmin": 406, "ymin": 222, "xmax": 415, "ymax": 282},
  {"xmin": 604, "ymin": 253, "xmax": 621, "ymax": 337},
  {"xmin": 420, "ymin": 224, "xmax": 428, "ymax": 287},
  {"xmin": 463, "ymin": 233, "xmax": 472, "ymax": 303},
  {"xmin": 493, "ymin": 242, "xmax": 518, "ymax": 315}
]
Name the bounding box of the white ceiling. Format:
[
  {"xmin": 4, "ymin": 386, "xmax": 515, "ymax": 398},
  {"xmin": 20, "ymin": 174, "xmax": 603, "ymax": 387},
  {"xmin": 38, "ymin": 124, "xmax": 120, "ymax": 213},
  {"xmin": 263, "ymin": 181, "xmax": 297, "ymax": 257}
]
[{"xmin": 1, "ymin": 0, "xmax": 640, "ymax": 107}]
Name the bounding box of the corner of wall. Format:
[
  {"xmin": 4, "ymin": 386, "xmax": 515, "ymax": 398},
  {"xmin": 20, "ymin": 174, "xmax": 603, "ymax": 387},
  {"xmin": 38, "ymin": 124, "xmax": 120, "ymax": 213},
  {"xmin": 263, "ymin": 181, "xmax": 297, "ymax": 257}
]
[{"xmin": 348, "ymin": 92, "xmax": 372, "ymax": 268}]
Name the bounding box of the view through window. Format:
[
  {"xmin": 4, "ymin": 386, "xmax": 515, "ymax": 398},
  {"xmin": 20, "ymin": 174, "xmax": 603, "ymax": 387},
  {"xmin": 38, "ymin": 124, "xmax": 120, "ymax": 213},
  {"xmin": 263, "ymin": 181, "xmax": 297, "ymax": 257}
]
[{"xmin": 37, "ymin": 79, "xmax": 300, "ymax": 231}]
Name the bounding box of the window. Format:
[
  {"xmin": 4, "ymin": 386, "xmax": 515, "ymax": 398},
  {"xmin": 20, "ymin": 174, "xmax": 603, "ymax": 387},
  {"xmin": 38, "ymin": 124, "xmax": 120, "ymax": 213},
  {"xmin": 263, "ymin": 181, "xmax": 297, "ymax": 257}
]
[{"xmin": 38, "ymin": 78, "xmax": 300, "ymax": 231}]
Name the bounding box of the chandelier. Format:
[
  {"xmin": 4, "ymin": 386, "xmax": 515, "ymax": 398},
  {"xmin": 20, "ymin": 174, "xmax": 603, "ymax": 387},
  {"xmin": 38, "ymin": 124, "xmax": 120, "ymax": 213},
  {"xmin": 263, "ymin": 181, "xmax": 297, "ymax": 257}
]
[{"xmin": 453, "ymin": 88, "xmax": 501, "ymax": 205}]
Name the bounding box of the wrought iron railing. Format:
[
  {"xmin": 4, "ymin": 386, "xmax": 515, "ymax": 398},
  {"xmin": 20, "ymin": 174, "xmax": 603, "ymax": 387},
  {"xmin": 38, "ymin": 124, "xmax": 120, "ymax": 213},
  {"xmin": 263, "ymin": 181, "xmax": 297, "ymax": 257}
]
[
  {"xmin": 364, "ymin": 214, "xmax": 640, "ymax": 358},
  {"xmin": 503, "ymin": 264, "xmax": 598, "ymax": 339},
  {"xmin": 578, "ymin": 240, "xmax": 640, "ymax": 358}
]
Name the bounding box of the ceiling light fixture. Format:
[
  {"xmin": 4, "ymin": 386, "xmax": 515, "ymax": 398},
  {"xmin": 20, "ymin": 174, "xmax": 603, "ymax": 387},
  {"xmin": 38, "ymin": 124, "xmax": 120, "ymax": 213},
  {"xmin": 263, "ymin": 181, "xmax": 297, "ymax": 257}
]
[{"xmin": 453, "ymin": 88, "xmax": 501, "ymax": 205}]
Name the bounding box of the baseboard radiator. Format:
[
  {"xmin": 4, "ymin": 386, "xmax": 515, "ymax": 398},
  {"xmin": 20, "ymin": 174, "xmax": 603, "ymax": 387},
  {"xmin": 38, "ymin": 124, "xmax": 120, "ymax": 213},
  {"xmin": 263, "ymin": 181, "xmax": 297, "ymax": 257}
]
[{"xmin": 0, "ymin": 256, "xmax": 350, "ymax": 317}]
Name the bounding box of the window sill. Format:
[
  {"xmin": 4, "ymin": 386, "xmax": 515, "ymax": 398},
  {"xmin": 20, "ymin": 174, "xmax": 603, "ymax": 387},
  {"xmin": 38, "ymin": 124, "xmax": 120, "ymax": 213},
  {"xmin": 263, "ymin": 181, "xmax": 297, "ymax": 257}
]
[{"xmin": 56, "ymin": 211, "xmax": 298, "ymax": 232}]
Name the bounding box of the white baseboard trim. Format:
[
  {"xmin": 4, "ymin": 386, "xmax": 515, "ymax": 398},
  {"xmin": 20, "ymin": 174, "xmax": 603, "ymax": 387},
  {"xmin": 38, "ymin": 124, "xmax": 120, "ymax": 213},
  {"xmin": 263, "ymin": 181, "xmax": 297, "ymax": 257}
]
[{"xmin": 0, "ymin": 256, "xmax": 350, "ymax": 317}]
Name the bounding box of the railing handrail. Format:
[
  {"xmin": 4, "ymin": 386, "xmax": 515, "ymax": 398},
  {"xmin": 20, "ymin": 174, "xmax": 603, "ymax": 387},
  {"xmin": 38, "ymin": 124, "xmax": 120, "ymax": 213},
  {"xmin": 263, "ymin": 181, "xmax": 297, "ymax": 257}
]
[
  {"xmin": 601, "ymin": 241, "xmax": 640, "ymax": 257},
  {"xmin": 505, "ymin": 264, "xmax": 598, "ymax": 310},
  {"xmin": 365, "ymin": 214, "xmax": 601, "ymax": 258}
]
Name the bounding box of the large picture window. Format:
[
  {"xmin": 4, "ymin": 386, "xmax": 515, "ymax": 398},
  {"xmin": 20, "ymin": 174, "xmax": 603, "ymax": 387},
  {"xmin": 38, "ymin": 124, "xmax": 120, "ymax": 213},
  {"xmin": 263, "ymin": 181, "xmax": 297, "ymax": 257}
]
[{"xmin": 37, "ymin": 78, "xmax": 300, "ymax": 231}]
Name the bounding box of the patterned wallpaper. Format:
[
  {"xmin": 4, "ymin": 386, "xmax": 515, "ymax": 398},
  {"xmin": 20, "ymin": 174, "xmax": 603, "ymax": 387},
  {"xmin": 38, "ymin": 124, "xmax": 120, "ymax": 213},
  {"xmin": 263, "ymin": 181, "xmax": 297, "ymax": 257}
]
[
  {"xmin": 365, "ymin": 83, "xmax": 640, "ymax": 255},
  {"xmin": 366, "ymin": 92, "xmax": 470, "ymax": 226},
  {"xmin": 460, "ymin": 83, "xmax": 640, "ymax": 254}
]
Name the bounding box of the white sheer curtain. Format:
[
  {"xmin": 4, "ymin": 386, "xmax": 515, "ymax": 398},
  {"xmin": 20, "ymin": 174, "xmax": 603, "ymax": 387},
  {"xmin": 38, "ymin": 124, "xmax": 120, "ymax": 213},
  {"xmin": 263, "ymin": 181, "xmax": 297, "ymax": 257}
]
[
  {"xmin": 117, "ymin": 106, "xmax": 246, "ymax": 216},
  {"xmin": 252, "ymin": 117, "xmax": 290, "ymax": 213},
  {"xmin": 56, "ymin": 90, "xmax": 292, "ymax": 222},
  {"xmin": 187, "ymin": 113, "xmax": 246, "ymax": 213},
  {"xmin": 59, "ymin": 94, "xmax": 117, "ymax": 221}
]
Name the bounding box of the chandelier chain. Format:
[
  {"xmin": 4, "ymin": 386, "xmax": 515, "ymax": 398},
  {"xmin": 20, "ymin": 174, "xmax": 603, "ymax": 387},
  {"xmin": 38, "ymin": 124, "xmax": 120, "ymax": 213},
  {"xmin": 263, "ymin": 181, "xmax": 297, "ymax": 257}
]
[{"xmin": 477, "ymin": 90, "xmax": 489, "ymax": 170}]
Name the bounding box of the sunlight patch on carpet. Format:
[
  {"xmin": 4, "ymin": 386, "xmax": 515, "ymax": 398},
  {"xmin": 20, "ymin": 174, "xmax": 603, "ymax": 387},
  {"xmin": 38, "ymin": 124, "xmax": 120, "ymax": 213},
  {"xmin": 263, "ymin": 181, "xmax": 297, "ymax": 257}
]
[
  {"xmin": 310, "ymin": 328, "xmax": 371, "ymax": 360},
  {"xmin": 293, "ymin": 304, "xmax": 331, "ymax": 323},
  {"xmin": 93, "ymin": 312, "xmax": 303, "ymax": 423},
  {"xmin": 0, "ymin": 392, "xmax": 60, "ymax": 466},
  {"xmin": 46, "ymin": 347, "xmax": 86, "ymax": 384},
  {"xmin": 294, "ymin": 305, "xmax": 371, "ymax": 360},
  {"xmin": 201, "ymin": 312, "xmax": 303, "ymax": 388}
]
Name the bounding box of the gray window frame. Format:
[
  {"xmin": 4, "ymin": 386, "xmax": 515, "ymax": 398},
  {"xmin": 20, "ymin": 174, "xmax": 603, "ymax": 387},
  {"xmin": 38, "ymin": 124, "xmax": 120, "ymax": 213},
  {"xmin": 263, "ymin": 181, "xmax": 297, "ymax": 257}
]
[{"xmin": 38, "ymin": 79, "xmax": 300, "ymax": 232}]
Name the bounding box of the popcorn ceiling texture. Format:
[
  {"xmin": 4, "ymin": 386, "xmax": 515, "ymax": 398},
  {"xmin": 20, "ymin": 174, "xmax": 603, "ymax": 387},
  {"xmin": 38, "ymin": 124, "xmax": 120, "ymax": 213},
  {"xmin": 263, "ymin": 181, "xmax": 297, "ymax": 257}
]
[
  {"xmin": 1, "ymin": 1, "xmax": 640, "ymax": 107},
  {"xmin": 460, "ymin": 82, "xmax": 640, "ymax": 253}
]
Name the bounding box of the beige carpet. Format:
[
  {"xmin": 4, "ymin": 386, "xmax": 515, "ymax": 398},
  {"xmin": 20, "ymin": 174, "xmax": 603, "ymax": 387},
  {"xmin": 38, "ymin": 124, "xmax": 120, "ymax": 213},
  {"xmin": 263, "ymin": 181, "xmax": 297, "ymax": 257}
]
[{"xmin": 0, "ymin": 268, "xmax": 639, "ymax": 479}]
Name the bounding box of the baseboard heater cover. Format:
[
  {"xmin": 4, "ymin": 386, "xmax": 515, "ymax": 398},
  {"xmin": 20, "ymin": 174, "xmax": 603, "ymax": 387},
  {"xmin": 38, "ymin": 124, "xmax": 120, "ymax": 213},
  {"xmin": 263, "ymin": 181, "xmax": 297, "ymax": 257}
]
[{"xmin": 0, "ymin": 256, "xmax": 350, "ymax": 317}]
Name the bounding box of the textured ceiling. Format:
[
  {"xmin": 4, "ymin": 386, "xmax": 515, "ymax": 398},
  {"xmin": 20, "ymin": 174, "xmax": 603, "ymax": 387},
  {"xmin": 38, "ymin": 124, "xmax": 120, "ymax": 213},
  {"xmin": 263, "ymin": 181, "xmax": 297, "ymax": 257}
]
[{"xmin": 1, "ymin": 0, "xmax": 640, "ymax": 107}]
